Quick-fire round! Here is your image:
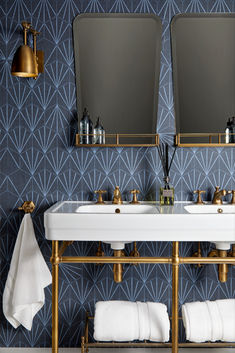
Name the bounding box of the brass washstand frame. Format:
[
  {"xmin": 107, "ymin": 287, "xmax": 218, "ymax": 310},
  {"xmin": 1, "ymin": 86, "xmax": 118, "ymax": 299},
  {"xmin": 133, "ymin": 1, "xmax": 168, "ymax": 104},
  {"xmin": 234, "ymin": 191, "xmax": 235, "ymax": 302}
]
[{"xmin": 50, "ymin": 240, "xmax": 235, "ymax": 353}]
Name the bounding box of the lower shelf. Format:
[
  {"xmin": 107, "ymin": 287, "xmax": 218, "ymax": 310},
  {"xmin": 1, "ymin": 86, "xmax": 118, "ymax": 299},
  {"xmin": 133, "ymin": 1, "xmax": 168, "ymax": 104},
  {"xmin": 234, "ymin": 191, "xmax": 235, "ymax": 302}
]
[{"xmin": 81, "ymin": 313, "xmax": 235, "ymax": 351}]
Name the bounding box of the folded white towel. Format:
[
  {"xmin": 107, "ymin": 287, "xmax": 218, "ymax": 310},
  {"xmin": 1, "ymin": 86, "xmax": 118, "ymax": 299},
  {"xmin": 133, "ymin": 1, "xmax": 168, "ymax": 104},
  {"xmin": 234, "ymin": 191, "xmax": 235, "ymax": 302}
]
[
  {"xmin": 93, "ymin": 300, "xmax": 170, "ymax": 342},
  {"xmin": 216, "ymin": 299, "xmax": 235, "ymax": 342},
  {"xmin": 3, "ymin": 214, "xmax": 52, "ymax": 330},
  {"xmin": 148, "ymin": 302, "xmax": 170, "ymax": 342},
  {"xmin": 206, "ymin": 300, "xmax": 222, "ymax": 342},
  {"xmin": 137, "ymin": 301, "xmax": 150, "ymax": 341},
  {"xmin": 182, "ymin": 301, "xmax": 211, "ymax": 342},
  {"xmin": 182, "ymin": 299, "xmax": 235, "ymax": 343},
  {"xmin": 94, "ymin": 301, "xmax": 139, "ymax": 342}
]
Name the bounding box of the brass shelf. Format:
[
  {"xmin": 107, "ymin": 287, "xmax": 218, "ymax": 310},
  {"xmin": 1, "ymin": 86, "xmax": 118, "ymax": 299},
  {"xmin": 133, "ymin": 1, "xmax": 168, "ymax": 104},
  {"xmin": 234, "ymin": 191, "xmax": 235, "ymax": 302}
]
[
  {"xmin": 82, "ymin": 314, "xmax": 235, "ymax": 350},
  {"xmin": 75, "ymin": 133, "xmax": 159, "ymax": 147},
  {"xmin": 176, "ymin": 132, "xmax": 235, "ymax": 147}
]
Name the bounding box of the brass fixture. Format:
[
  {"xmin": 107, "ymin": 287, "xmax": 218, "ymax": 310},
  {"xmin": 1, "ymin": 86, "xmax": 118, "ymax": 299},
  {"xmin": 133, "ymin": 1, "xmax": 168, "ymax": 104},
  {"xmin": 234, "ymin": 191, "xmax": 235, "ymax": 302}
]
[
  {"xmin": 130, "ymin": 189, "xmax": 140, "ymax": 204},
  {"xmin": 112, "ymin": 186, "xmax": 123, "ymax": 205},
  {"xmin": 11, "ymin": 21, "xmax": 44, "ymax": 78},
  {"xmin": 218, "ymin": 250, "xmax": 228, "ymax": 283},
  {"xmin": 18, "ymin": 200, "xmax": 35, "ymax": 213},
  {"xmin": 209, "ymin": 249, "xmax": 228, "ymax": 282},
  {"xmin": 232, "ymin": 244, "xmax": 235, "ymax": 257},
  {"xmin": 212, "ymin": 186, "xmax": 227, "ymax": 205},
  {"xmin": 192, "ymin": 242, "xmax": 203, "ymax": 268},
  {"xmin": 94, "ymin": 190, "xmax": 106, "ymax": 204},
  {"xmin": 217, "ymin": 208, "xmax": 223, "ymax": 214},
  {"xmin": 193, "ymin": 190, "xmax": 205, "ymax": 204},
  {"xmin": 113, "ymin": 250, "xmax": 124, "ymax": 283},
  {"xmin": 228, "ymin": 190, "xmax": 235, "ymax": 204},
  {"xmin": 228, "ymin": 244, "xmax": 235, "ymax": 266},
  {"xmin": 58, "ymin": 241, "xmax": 74, "ymax": 257},
  {"xmin": 130, "ymin": 241, "xmax": 140, "ymax": 265},
  {"xmin": 96, "ymin": 241, "xmax": 104, "ymax": 257},
  {"xmin": 230, "ymin": 244, "xmax": 235, "ymax": 257},
  {"xmin": 96, "ymin": 241, "xmax": 105, "ymax": 266}
]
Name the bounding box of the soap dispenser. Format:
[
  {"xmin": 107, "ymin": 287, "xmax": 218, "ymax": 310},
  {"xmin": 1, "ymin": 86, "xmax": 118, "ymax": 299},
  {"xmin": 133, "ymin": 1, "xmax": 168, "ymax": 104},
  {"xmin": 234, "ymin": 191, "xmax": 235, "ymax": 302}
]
[
  {"xmin": 79, "ymin": 108, "xmax": 93, "ymax": 144},
  {"xmin": 93, "ymin": 117, "xmax": 105, "ymax": 144}
]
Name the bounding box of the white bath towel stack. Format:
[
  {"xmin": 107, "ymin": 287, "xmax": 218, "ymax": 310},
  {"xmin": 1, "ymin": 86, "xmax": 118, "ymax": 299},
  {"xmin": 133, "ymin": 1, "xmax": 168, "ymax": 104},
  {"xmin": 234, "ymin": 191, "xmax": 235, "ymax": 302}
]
[
  {"xmin": 93, "ymin": 300, "xmax": 170, "ymax": 342},
  {"xmin": 182, "ymin": 299, "xmax": 235, "ymax": 343},
  {"xmin": 3, "ymin": 214, "xmax": 52, "ymax": 330}
]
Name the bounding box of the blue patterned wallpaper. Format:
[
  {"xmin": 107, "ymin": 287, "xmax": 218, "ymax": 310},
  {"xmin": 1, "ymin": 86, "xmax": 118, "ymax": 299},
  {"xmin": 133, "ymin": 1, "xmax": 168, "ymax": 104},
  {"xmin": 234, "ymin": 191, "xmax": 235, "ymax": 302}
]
[{"xmin": 0, "ymin": 0, "xmax": 235, "ymax": 347}]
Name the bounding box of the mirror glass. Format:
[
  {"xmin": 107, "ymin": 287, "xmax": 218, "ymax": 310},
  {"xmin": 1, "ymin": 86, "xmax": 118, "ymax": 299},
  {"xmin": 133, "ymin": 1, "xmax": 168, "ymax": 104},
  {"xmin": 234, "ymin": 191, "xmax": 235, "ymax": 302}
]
[
  {"xmin": 171, "ymin": 14, "xmax": 235, "ymax": 142},
  {"xmin": 73, "ymin": 14, "xmax": 162, "ymax": 144}
]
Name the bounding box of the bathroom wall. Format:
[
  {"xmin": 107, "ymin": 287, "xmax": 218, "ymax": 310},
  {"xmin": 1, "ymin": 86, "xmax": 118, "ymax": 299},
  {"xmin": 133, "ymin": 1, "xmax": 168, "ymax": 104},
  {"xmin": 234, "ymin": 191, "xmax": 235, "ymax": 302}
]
[{"xmin": 0, "ymin": 0, "xmax": 234, "ymax": 347}]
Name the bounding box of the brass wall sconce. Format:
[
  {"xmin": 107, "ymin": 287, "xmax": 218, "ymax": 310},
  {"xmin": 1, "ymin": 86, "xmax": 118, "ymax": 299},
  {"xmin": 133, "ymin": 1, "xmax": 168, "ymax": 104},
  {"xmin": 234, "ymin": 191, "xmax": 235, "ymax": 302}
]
[{"xmin": 11, "ymin": 21, "xmax": 44, "ymax": 78}]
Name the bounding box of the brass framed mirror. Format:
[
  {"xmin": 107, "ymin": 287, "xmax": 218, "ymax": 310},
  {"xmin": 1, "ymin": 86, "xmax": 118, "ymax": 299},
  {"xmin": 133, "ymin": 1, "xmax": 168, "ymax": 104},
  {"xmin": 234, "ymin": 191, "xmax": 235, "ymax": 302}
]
[
  {"xmin": 73, "ymin": 13, "xmax": 162, "ymax": 146},
  {"xmin": 171, "ymin": 13, "xmax": 235, "ymax": 147}
]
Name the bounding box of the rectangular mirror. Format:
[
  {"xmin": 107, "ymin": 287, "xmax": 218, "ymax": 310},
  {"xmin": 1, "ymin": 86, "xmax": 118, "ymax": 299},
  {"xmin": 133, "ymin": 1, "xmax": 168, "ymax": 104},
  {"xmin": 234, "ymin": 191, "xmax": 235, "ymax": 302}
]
[
  {"xmin": 171, "ymin": 13, "xmax": 235, "ymax": 146},
  {"xmin": 73, "ymin": 14, "xmax": 162, "ymax": 146}
]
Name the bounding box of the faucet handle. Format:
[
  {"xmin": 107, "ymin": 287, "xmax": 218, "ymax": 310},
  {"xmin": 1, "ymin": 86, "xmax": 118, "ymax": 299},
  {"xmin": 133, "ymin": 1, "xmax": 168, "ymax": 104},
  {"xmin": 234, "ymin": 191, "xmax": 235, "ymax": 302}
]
[
  {"xmin": 130, "ymin": 189, "xmax": 140, "ymax": 204},
  {"xmin": 193, "ymin": 190, "xmax": 206, "ymax": 204},
  {"xmin": 94, "ymin": 190, "xmax": 107, "ymax": 204},
  {"xmin": 228, "ymin": 190, "xmax": 235, "ymax": 204}
]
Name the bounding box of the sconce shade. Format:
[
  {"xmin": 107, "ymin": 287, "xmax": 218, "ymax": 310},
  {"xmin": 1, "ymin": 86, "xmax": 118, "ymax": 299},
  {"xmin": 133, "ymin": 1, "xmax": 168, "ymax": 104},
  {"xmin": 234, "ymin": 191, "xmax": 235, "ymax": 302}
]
[{"xmin": 11, "ymin": 44, "xmax": 38, "ymax": 77}]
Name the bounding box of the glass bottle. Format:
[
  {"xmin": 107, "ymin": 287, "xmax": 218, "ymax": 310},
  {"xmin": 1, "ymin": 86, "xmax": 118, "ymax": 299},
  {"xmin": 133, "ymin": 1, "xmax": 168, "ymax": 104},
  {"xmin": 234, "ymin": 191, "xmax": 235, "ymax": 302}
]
[
  {"xmin": 93, "ymin": 117, "xmax": 105, "ymax": 144},
  {"xmin": 230, "ymin": 117, "xmax": 235, "ymax": 143},
  {"xmin": 79, "ymin": 108, "xmax": 93, "ymax": 144},
  {"xmin": 225, "ymin": 117, "xmax": 235, "ymax": 143},
  {"xmin": 225, "ymin": 118, "xmax": 231, "ymax": 144},
  {"xmin": 160, "ymin": 176, "xmax": 174, "ymax": 206}
]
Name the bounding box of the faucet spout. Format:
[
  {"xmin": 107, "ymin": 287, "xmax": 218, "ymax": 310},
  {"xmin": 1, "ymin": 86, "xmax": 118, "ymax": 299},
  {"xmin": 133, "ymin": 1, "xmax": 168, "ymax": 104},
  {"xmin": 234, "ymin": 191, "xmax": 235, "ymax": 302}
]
[
  {"xmin": 112, "ymin": 186, "xmax": 123, "ymax": 205},
  {"xmin": 212, "ymin": 186, "xmax": 227, "ymax": 205}
]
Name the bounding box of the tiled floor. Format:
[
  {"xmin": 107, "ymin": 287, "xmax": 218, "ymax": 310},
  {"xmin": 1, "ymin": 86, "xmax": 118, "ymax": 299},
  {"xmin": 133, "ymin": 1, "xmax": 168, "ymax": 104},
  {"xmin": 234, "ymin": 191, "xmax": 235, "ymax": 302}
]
[{"xmin": 0, "ymin": 349, "xmax": 235, "ymax": 353}]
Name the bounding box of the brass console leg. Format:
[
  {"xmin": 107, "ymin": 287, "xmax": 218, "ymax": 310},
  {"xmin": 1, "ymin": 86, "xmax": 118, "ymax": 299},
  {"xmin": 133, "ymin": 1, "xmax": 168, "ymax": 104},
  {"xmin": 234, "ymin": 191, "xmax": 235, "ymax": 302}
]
[
  {"xmin": 51, "ymin": 241, "xmax": 59, "ymax": 353},
  {"xmin": 172, "ymin": 242, "xmax": 179, "ymax": 353}
]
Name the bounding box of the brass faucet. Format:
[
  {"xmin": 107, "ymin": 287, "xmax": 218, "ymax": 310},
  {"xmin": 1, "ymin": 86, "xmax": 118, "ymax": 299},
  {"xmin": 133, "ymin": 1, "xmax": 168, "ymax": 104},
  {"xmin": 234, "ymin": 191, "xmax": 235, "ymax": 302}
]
[
  {"xmin": 212, "ymin": 186, "xmax": 227, "ymax": 205},
  {"xmin": 112, "ymin": 186, "xmax": 123, "ymax": 204}
]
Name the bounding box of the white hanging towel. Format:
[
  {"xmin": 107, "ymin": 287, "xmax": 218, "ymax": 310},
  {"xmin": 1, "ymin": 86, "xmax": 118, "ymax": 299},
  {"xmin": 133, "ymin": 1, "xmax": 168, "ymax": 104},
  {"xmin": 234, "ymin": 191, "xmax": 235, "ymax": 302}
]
[{"xmin": 3, "ymin": 214, "xmax": 52, "ymax": 330}]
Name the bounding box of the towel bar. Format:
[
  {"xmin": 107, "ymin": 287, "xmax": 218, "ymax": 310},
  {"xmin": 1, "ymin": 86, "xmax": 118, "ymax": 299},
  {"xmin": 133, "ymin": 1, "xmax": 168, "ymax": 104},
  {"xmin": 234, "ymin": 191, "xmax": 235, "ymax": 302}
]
[{"xmin": 18, "ymin": 201, "xmax": 35, "ymax": 213}]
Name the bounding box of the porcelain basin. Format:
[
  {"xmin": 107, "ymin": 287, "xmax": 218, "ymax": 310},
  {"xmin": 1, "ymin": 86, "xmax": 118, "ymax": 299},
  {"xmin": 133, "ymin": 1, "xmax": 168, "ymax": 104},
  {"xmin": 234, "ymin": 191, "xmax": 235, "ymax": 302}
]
[
  {"xmin": 44, "ymin": 202, "xmax": 235, "ymax": 250},
  {"xmin": 76, "ymin": 204, "xmax": 158, "ymax": 249},
  {"xmin": 184, "ymin": 204, "xmax": 235, "ymax": 214},
  {"xmin": 76, "ymin": 204, "xmax": 158, "ymax": 214},
  {"xmin": 184, "ymin": 204, "xmax": 235, "ymax": 250}
]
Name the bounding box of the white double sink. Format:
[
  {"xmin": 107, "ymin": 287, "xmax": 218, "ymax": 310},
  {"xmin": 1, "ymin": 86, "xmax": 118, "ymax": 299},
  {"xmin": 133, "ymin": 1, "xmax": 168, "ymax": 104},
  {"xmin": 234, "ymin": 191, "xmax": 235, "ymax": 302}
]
[{"xmin": 44, "ymin": 202, "xmax": 235, "ymax": 251}]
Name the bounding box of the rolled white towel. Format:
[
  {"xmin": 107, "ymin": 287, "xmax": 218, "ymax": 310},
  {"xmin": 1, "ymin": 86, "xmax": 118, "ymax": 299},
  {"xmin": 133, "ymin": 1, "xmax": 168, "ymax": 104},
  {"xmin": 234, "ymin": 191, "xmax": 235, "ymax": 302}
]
[
  {"xmin": 206, "ymin": 300, "xmax": 222, "ymax": 342},
  {"xmin": 147, "ymin": 302, "xmax": 170, "ymax": 342},
  {"xmin": 182, "ymin": 299, "xmax": 235, "ymax": 343},
  {"xmin": 182, "ymin": 301, "xmax": 211, "ymax": 342},
  {"xmin": 137, "ymin": 301, "xmax": 150, "ymax": 341},
  {"xmin": 216, "ymin": 299, "xmax": 235, "ymax": 342},
  {"xmin": 93, "ymin": 301, "xmax": 139, "ymax": 342},
  {"xmin": 93, "ymin": 301, "xmax": 170, "ymax": 342}
]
